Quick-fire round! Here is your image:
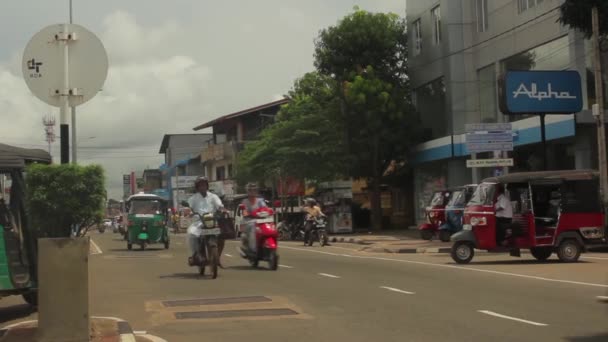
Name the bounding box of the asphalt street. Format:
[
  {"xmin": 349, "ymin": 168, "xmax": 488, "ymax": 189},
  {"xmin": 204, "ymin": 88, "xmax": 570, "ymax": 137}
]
[{"xmin": 1, "ymin": 231, "xmax": 607, "ymax": 342}]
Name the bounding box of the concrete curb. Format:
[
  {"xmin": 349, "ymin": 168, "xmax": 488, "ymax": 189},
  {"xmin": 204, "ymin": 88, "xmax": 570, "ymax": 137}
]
[
  {"xmin": 0, "ymin": 316, "xmax": 148, "ymax": 342},
  {"xmin": 329, "ymin": 237, "xmax": 373, "ymax": 245}
]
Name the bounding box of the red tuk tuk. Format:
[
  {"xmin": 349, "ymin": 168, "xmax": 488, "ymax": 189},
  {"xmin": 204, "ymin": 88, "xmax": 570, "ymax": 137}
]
[
  {"xmin": 451, "ymin": 170, "xmax": 606, "ymax": 264},
  {"xmin": 419, "ymin": 189, "xmax": 452, "ymax": 240}
]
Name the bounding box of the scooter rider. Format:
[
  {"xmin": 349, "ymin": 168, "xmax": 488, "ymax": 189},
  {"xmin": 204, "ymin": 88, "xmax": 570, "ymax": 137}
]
[
  {"xmin": 240, "ymin": 183, "xmax": 267, "ymax": 255},
  {"xmin": 302, "ymin": 198, "xmax": 324, "ymax": 245},
  {"xmin": 187, "ymin": 176, "xmax": 226, "ymax": 267}
]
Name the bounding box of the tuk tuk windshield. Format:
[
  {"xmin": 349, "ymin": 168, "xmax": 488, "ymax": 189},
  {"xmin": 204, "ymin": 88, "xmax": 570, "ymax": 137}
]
[
  {"xmin": 447, "ymin": 190, "xmax": 465, "ymax": 207},
  {"xmin": 129, "ymin": 200, "xmax": 162, "ymax": 215},
  {"xmin": 430, "ymin": 192, "xmax": 448, "ymax": 206},
  {"xmin": 468, "ymin": 183, "xmax": 495, "ymax": 206}
]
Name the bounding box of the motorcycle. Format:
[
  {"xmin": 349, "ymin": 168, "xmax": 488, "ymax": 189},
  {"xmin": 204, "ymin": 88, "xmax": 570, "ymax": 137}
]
[
  {"xmin": 306, "ymin": 215, "xmax": 328, "ymax": 247},
  {"xmin": 239, "ymin": 206, "xmax": 279, "ymax": 270},
  {"xmin": 188, "ymin": 211, "xmax": 225, "ymax": 279}
]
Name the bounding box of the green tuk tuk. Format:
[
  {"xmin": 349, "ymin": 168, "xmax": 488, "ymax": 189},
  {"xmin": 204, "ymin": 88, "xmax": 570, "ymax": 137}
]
[
  {"xmin": 125, "ymin": 193, "xmax": 170, "ymax": 250},
  {"xmin": 0, "ymin": 143, "xmax": 52, "ymax": 306}
]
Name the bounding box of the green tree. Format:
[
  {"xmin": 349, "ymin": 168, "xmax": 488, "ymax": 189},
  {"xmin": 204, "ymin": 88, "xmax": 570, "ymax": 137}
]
[
  {"xmin": 237, "ymin": 72, "xmax": 347, "ymax": 186},
  {"xmin": 559, "ymin": 0, "xmax": 608, "ymax": 38},
  {"xmin": 314, "ymin": 9, "xmax": 419, "ymax": 230},
  {"xmin": 26, "ymin": 164, "xmax": 106, "ymax": 238}
]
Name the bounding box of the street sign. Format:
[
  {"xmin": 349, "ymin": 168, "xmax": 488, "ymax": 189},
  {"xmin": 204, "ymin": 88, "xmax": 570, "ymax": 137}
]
[
  {"xmin": 501, "ymin": 70, "xmax": 583, "ymax": 114},
  {"xmin": 465, "ymin": 123, "xmax": 513, "ymax": 153},
  {"xmin": 22, "ymin": 24, "xmax": 108, "ymax": 108},
  {"xmin": 466, "ymin": 159, "xmax": 514, "ymax": 168}
]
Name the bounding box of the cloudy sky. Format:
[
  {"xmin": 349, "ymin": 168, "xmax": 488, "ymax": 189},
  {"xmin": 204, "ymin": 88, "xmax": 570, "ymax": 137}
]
[{"xmin": 0, "ymin": 0, "xmax": 405, "ymax": 199}]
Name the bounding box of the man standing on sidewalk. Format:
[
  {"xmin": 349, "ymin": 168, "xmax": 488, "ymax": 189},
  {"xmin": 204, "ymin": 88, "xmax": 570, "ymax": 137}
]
[{"xmin": 495, "ymin": 185, "xmax": 513, "ymax": 246}]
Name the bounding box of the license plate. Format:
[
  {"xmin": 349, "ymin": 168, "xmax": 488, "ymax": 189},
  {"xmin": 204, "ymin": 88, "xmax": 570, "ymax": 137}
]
[{"xmin": 201, "ymin": 228, "xmax": 220, "ymax": 236}]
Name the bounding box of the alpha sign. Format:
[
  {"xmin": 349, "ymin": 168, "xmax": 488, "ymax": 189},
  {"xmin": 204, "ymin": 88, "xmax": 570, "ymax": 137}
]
[{"xmin": 501, "ymin": 70, "xmax": 583, "ymax": 114}]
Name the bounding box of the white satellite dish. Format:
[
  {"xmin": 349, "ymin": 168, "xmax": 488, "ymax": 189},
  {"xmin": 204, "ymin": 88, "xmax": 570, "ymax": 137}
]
[{"xmin": 22, "ymin": 23, "xmax": 108, "ymax": 108}]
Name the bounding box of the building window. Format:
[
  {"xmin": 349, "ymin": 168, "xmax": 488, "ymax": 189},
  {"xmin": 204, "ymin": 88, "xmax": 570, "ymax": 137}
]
[
  {"xmin": 216, "ymin": 166, "xmax": 226, "ymax": 181},
  {"xmin": 413, "ymin": 19, "xmax": 422, "ymax": 55},
  {"xmin": 476, "ymin": 0, "xmax": 488, "ymax": 32},
  {"xmin": 518, "ymin": 0, "xmax": 543, "ymax": 14},
  {"xmin": 415, "ymin": 77, "xmax": 447, "ymax": 140},
  {"xmin": 478, "ymin": 64, "xmax": 497, "ymax": 123},
  {"xmin": 431, "ymin": 6, "xmax": 441, "ymax": 44}
]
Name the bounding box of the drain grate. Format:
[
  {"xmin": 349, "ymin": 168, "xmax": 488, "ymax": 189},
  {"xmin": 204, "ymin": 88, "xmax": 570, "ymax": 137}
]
[
  {"xmin": 174, "ymin": 308, "xmax": 298, "ymax": 319},
  {"xmin": 163, "ymin": 296, "xmax": 271, "ymax": 307}
]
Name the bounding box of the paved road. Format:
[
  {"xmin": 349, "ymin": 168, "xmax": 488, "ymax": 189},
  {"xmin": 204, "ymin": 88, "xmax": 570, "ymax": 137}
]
[{"xmin": 1, "ymin": 231, "xmax": 608, "ymax": 341}]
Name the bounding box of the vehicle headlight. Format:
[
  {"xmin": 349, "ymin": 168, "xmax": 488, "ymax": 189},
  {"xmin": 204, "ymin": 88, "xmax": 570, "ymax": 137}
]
[
  {"xmin": 470, "ymin": 216, "xmax": 487, "ymax": 226},
  {"xmin": 580, "ymin": 227, "xmax": 604, "ymax": 239}
]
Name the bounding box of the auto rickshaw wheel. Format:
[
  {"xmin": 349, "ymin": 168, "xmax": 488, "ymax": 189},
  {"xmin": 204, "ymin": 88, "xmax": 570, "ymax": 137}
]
[
  {"xmin": 557, "ymin": 239, "xmax": 581, "ymax": 263},
  {"xmin": 22, "ymin": 291, "xmax": 37, "ymax": 307},
  {"xmin": 127, "ymin": 243, "xmax": 132, "ymax": 250},
  {"xmin": 439, "ymin": 230, "xmax": 452, "ymax": 242},
  {"xmin": 530, "ymin": 247, "xmax": 552, "ymax": 261},
  {"xmin": 451, "ymin": 241, "xmax": 474, "ymax": 264},
  {"xmin": 420, "ymin": 230, "xmax": 433, "ymax": 240}
]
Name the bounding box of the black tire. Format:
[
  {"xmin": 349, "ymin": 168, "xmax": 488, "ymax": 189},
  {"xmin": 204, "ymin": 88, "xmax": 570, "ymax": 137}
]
[
  {"xmin": 22, "ymin": 291, "xmax": 37, "ymax": 306},
  {"xmin": 530, "ymin": 247, "xmax": 552, "ymax": 261},
  {"xmin": 164, "ymin": 240, "xmax": 170, "ymax": 249},
  {"xmin": 420, "ymin": 230, "xmax": 433, "ymax": 240},
  {"xmin": 199, "ymin": 263, "xmax": 205, "ymax": 276},
  {"xmin": 320, "ymin": 232, "xmax": 328, "ymax": 247},
  {"xmin": 127, "ymin": 243, "xmax": 132, "ymax": 250},
  {"xmin": 209, "ymin": 246, "xmax": 219, "ymax": 279},
  {"xmin": 269, "ymin": 250, "xmax": 278, "ymax": 271},
  {"xmin": 451, "ymin": 241, "xmax": 474, "ymax": 264},
  {"xmin": 557, "ymin": 239, "xmax": 582, "ymax": 263},
  {"xmin": 249, "ymin": 258, "xmax": 259, "ymax": 268},
  {"xmin": 140, "ymin": 243, "xmax": 145, "ymax": 251},
  {"xmin": 439, "ymin": 230, "xmax": 452, "ymax": 242}
]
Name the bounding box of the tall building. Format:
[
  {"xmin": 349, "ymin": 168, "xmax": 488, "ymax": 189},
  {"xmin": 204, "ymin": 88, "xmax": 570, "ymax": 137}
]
[{"xmin": 407, "ymin": 0, "xmax": 598, "ymax": 222}]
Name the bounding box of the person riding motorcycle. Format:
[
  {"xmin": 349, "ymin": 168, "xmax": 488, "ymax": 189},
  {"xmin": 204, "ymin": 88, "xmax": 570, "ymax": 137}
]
[
  {"xmin": 302, "ymin": 198, "xmax": 325, "ymax": 245},
  {"xmin": 240, "ymin": 183, "xmax": 267, "ymax": 255},
  {"xmin": 186, "ymin": 176, "xmax": 226, "ymax": 267}
]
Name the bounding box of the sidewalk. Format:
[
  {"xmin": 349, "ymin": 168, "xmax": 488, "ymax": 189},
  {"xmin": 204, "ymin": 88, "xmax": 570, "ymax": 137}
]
[
  {"xmin": 330, "ymin": 229, "xmax": 453, "ymax": 254},
  {"xmin": 0, "ymin": 317, "xmax": 167, "ymax": 342}
]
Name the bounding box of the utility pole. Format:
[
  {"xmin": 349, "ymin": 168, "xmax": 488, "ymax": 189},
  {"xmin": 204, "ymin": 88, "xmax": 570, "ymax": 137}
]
[
  {"xmin": 69, "ymin": 0, "xmax": 78, "ymax": 163},
  {"xmin": 592, "ymin": 6, "xmax": 608, "ymax": 223}
]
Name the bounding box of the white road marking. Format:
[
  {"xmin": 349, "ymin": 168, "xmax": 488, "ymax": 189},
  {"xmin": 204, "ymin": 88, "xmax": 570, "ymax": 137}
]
[
  {"xmin": 279, "ymin": 264, "xmax": 294, "ymax": 268},
  {"xmin": 282, "ymin": 246, "xmax": 608, "ymax": 289},
  {"xmin": 582, "ymin": 256, "xmax": 608, "ymax": 260},
  {"xmin": 478, "ymin": 310, "xmax": 548, "ymax": 326},
  {"xmin": 318, "ymin": 273, "xmax": 340, "ymax": 278},
  {"xmin": 380, "ymin": 286, "xmax": 415, "ymax": 295},
  {"xmin": 224, "ymin": 253, "xmax": 233, "ymax": 257},
  {"xmin": 90, "ymin": 239, "xmax": 103, "ymax": 255}
]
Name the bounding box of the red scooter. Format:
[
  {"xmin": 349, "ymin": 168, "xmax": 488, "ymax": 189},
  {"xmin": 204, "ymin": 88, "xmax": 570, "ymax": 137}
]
[{"xmin": 239, "ymin": 206, "xmax": 279, "ymax": 270}]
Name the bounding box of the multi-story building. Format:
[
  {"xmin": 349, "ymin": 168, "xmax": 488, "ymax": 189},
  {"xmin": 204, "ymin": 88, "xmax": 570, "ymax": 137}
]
[
  {"xmin": 158, "ymin": 133, "xmax": 213, "ymax": 207},
  {"xmin": 192, "ymin": 98, "xmax": 289, "ymax": 195},
  {"xmin": 407, "ymin": 0, "xmax": 600, "ymax": 222}
]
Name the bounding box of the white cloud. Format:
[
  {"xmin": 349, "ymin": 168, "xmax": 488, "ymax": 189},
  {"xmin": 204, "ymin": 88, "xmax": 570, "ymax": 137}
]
[{"xmin": 0, "ymin": 10, "xmax": 213, "ymax": 199}]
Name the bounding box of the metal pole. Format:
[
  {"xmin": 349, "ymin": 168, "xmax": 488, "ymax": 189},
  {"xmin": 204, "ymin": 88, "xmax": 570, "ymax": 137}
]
[
  {"xmin": 69, "ymin": 0, "xmax": 77, "ymax": 163},
  {"xmin": 540, "ymin": 114, "xmax": 547, "ymax": 171},
  {"xmin": 592, "ymin": 6, "xmax": 608, "ymax": 222},
  {"xmin": 59, "ymin": 24, "xmax": 70, "ymax": 164}
]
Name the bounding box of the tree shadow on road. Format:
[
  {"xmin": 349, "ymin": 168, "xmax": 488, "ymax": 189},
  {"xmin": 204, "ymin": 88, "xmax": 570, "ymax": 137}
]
[
  {"xmin": 565, "ymin": 333, "xmax": 608, "ymax": 342},
  {"xmin": 0, "ymin": 304, "xmax": 36, "ymax": 324}
]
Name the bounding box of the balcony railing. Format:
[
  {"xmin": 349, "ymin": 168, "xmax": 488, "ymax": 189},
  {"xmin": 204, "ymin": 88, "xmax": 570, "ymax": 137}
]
[{"xmin": 201, "ymin": 142, "xmax": 235, "ymax": 162}]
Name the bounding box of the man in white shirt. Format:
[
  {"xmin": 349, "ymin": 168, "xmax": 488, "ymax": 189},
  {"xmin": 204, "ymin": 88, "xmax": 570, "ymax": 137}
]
[
  {"xmin": 495, "ymin": 184, "xmax": 513, "ymax": 246},
  {"xmin": 186, "ymin": 176, "xmax": 225, "ymax": 266}
]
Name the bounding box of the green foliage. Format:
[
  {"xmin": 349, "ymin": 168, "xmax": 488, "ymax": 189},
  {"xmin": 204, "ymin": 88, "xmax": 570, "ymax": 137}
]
[
  {"xmin": 237, "ymin": 72, "xmax": 347, "ymax": 185},
  {"xmin": 26, "ymin": 164, "xmax": 106, "ymax": 238},
  {"xmin": 559, "ymin": 0, "xmax": 608, "ymax": 38}
]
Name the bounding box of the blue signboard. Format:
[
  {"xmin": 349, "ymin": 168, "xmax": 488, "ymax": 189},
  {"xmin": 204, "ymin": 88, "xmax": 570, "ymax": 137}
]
[{"xmin": 502, "ymin": 70, "xmax": 583, "ymax": 114}]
